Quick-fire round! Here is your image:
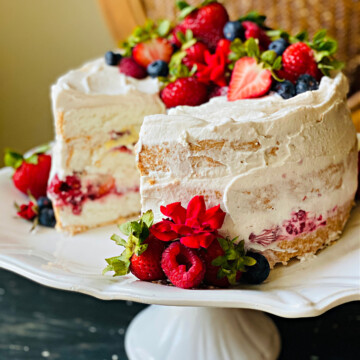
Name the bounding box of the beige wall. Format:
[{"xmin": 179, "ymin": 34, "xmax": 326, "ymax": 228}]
[{"xmin": 0, "ymin": 0, "xmax": 114, "ymax": 166}]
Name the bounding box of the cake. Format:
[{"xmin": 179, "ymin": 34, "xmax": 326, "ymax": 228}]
[
  {"xmin": 45, "ymin": 0, "xmax": 357, "ymax": 269},
  {"xmin": 47, "ymin": 59, "xmax": 165, "ymax": 234},
  {"xmin": 137, "ymin": 73, "xmax": 358, "ymax": 267}
]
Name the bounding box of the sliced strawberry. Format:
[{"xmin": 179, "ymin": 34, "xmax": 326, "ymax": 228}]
[
  {"xmin": 132, "ymin": 38, "xmax": 173, "ymax": 68},
  {"xmin": 228, "ymin": 57, "xmax": 272, "ymax": 101}
]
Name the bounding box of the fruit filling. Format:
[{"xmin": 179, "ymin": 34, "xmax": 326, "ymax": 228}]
[{"xmin": 48, "ymin": 174, "xmax": 139, "ymax": 215}]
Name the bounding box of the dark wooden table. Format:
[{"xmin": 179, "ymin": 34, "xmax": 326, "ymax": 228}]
[{"xmin": 0, "ymin": 268, "xmax": 359, "ymax": 360}]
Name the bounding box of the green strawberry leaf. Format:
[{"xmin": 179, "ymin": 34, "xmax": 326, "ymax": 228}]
[
  {"xmin": 239, "ymin": 11, "xmax": 266, "ymax": 27},
  {"xmin": 141, "ymin": 210, "xmax": 154, "ymax": 228},
  {"xmin": 4, "ymin": 149, "xmax": 23, "ymax": 169},
  {"xmin": 266, "ymin": 29, "xmax": 290, "ymax": 41},
  {"xmin": 246, "ymin": 38, "xmax": 260, "ymax": 59},
  {"xmin": 261, "ymin": 50, "xmax": 277, "ymax": 65},
  {"xmin": 110, "ymin": 234, "xmax": 128, "ymax": 247},
  {"xmin": 25, "ymin": 154, "xmax": 39, "ymax": 165},
  {"xmin": 157, "ymin": 19, "xmax": 171, "ymax": 37}
]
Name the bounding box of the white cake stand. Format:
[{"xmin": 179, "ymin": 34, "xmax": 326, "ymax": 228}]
[{"xmin": 0, "ymin": 167, "xmax": 359, "ymax": 360}]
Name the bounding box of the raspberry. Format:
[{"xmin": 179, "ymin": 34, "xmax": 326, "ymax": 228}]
[
  {"xmin": 119, "ymin": 57, "xmax": 147, "ymax": 79},
  {"xmin": 242, "ymin": 21, "xmax": 270, "ymax": 49},
  {"xmin": 161, "ymin": 241, "xmax": 205, "ymax": 289}
]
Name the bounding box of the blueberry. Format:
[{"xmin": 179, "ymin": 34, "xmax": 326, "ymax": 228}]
[
  {"xmin": 223, "ymin": 21, "xmax": 244, "ymax": 41},
  {"xmin": 268, "ymin": 38, "xmax": 288, "ymax": 56},
  {"xmin": 37, "ymin": 196, "xmax": 52, "ymax": 210},
  {"xmin": 243, "ymin": 252, "xmax": 270, "ymax": 284},
  {"xmin": 39, "ymin": 208, "xmax": 56, "ymax": 228},
  {"xmin": 274, "ymin": 80, "xmax": 296, "ymax": 99},
  {"xmin": 147, "ymin": 60, "xmax": 169, "ymax": 78},
  {"xmin": 105, "ymin": 51, "xmax": 122, "ymax": 66},
  {"xmin": 295, "ymin": 74, "xmax": 318, "ymax": 94}
]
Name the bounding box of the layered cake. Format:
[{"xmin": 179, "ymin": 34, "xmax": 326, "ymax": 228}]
[
  {"xmin": 137, "ymin": 73, "xmax": 358, "ymax": 267},
  {"xmin": 46, "ymin": 0, "xmax": 357, "ymax": 267},
  {"xmin": 47, "ymin": 59, "xmax": 164, "ymax": 233}
]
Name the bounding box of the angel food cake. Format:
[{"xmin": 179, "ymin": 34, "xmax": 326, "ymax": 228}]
[
  {"xmin": 45, "ymin": 0, "xmax": 357, "ymax": 259},
  {"xmin": 137, "ymin": 73, "xmax": 358, "ymax": 267},
  {"xmin": 47, "ymin": 59, "xmax": 164, "ymax": 233}
]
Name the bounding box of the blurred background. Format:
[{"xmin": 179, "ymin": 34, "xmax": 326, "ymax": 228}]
[{"xmin": 0, "ymin": 0, "xmax": 113, "ymax": 166}]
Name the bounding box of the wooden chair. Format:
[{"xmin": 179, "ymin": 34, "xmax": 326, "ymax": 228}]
[{"xmin": 97, "ymin": 0, "xmax": 360, "ymax": 128}]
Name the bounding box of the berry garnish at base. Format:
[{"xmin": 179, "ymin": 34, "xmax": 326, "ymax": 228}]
[
  {"xmin": 4, "ymin": 145, "xmax": 52, "ymax": 199},
  {"xmin": 103, "ymin": 211, "xmax": 166, "ymax": 282},
  {"xmin": 103, "ymin": 195, "xmax": 267, "ymax": 289}
]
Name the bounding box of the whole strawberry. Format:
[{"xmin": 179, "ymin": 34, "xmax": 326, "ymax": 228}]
[
  {"xmin": 130, "ymin": 236, "xmax": 166, "ymax": 281},
  {"xmin": 104, "ymin": 211, "xmax": 166, "ymax": 282},
  {"xmin": 160, "ymin": 77, "xmax": 208, "ymax": 108},
  {"xmin": 178, "ymin": 1, "xmax": 229, "ymax": 50},
  {"xmin": 281, "ymin": 42, "xmax": 321, "ymax": 83},
  {"xmin": 182, "ymin": 42, "xmax": 208, "ymax": 68},
  {"xmin": 4, "ymin": 147, "xmax": 51, "ymax": 199},
  {"xmin": 242, "ymin": 21, "xmax": 270, "ymax": 50},
  {"xmin": 161, "ymin": 241, "xmax": 205, "ymax": 289},
  {"xmin": 200, "ymin": 238, "xmax": 255, "ymax": 287}
]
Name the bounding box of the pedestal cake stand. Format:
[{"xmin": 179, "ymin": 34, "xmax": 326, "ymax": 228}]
[{"xmin": 0, "ymin": 167, "xmax": 359, "ymax": 360}]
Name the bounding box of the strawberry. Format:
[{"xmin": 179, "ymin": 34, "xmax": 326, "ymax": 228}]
[
  {"xmin": 16, "ymin": 201, "xmax": 38, "ymax": 221},
  {"xmin": 161, "ymin": 241, "xmax": 205, "ymax": 289},
  {"xmin": 228, "ymin": 57, "xmax": 272, "ymax": 101},
  {"xmin": 160, "ymin": 77, "xmax": 209, "ymax": 108},
  {"xmin": 169, "ymin": 24, "xmax": 186, "ymax": 48},
  {"xmin": 104, "ymin": 211, "xmax": 166, "ymax": 282},
  {"xmin": 119, "ymin": 57, "xmax": 147, "ymax": 79},
  {"xmin": 179, "ymin": 2, "xmax": 229, "ymax": 50},
  {"xmin": 132, "ymin": 38, "xmax": 173, "ymax": 68},
  {"xmin": 281, "ymin": 42, "xmax": 321, "ymax": 83},
  {"xmin": 199, "ymin": 238, "xmax": 254, "ymax": 287},
  {"xmin": 4, "ymin": 148, "xmax": 51, "ymax": 199},
  {"xmin": 130, "ymin": 236, "xmax": 166, "ymax": 281},
  {"xmin": 242, "ymin": 21, "xmax": 270, "ymax": 50},
  {"xmin": 182, "ymin": 41, "xmax": 208, "ymax": 68}
]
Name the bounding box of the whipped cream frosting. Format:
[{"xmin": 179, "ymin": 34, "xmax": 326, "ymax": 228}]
[
  {"xmin": 138, "ymin": 73, "xmax": 358, "ymax": 250},
  {"xmin": 52, "ymin": 58, "xmax": 162, "ymax": 112}
]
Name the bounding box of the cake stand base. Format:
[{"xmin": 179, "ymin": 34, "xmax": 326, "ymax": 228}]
[{"xmin": 125, "ymin": 305, "xmax": 281, "ymax": 360}]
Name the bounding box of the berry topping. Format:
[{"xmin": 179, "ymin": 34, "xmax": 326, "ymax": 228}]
[
  {"xmin": 119, "ymin": 57, "xmax": 147, "ymax": 79},
  {"xmin": 4, "ymin": 147, "xmax": 51, "ymax": 199},
  {"xmin": 160, "ymin": 77, "xmax": 208, "ymax": 108},
  {"xmin": 200, "ymin": 238, "xmax": 255, "ymax": 287},
  {"xmin": 228, "ymin": 57, "xmax": 272, "ymax": 101},
  {"xmin": 129, "ymin": 236, "xmax": 166, "ymax": 281},
  {"xmin": 104, "ymin": 211, "xmax": 166, "ymax": 281},
  {"xmin": 105, "ymin": 51, "xmax": 122, "ymax": 66},
  {"xmin": 223, "ymin": 21, "xmax": 244, "ymax": 41},
  {"xmin": 268, "ymin": 38, "xmax": 288, "ymax": 56},
  {"xmin": 274, "ymin": 80, "xmax": 296, "ymax": 99},
  {"xmin": 242, "ymin": 21, "xmax": 270, "ymax": 49},
  {"xmin": 39, "ymin": 208, "xmax": 56, "ymax": 228},
  {"xmin": 133, "ymin": 38, "xmax": 173, "ymax": 68},
  {"xmin": 147, "ymin": 60, "xmax": 169, "ymax": 78},
  {"xmin": 281, "ymin": 42, "xmax": 319, "ymax": 83},
  {"xmin": 243, "ymin": 252, "xmax": 270, "ymax": 284},
  {"xmin": 178, "ymin": 1, "xmax": 229, "ymax": 50},
  {"xmin": 16, "ymin": 201, "xmax": 37, "ymax": 221},
  {"xmin": 161, "ymin": 241, "xmax": 205, "ymax": 289},
  {"xmin": 182, "ymin": 41, "xmax": 208, "ymax": 68},
  {"xmin": 37, "ymin": 196, "xmax": 52, "ymax": 210},
  {"xmin": 295, "ymin": 74, "xmax": 319, "ymax": 94}
]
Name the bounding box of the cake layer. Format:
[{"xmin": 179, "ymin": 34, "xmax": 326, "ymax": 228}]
[
  {"xmin": 48, "ymin": 58, "xmax": 165, "ymax": 232},
  {"xmin": 137, "ymin": 73, "xmax": 358, "ymax": 264}
]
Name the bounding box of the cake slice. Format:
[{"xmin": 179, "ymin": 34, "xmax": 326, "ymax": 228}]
[
  {"xmin": 137, "ymin": 73, "xmax": 358, "ymax": 267},
  {"xmin": 48, "ymin": 58, "xmax": 165, "ymax": 234}
]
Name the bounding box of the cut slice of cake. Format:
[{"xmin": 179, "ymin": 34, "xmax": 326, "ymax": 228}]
[
  {"xmin": 47, "ymin": 58, "xmax": 165, "ymax": 234},
  {"xmin": 137, "ymin": 73, "xmax": 358, "ymax": 267}
]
